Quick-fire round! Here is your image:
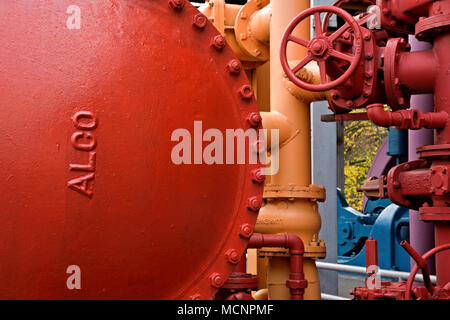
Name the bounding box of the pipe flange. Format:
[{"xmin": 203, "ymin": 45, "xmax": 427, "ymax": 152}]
[
  {"xmin": 419, "ymin": 206, "xmax": 450, "ymax": 222},
  {"xmin": 263, "ymin": 184, "xmax": 326, "ymax": 202},
  {"xmin": 221, "ymin": 273, "xmax": 259, "ymax": 290},
  {"xmin": 330, "ymin": 26, "xmax": 377, "ymax": 113},
  {"xmin": 416, "ymin": 14, "xmax": 450, "ymax": 42},
  {"xmin": 234, "ymin": 0, "xmax": 270, "ymax": 61},
  {"xmin": 258, "ymin": 243, "xmax": 326, "ymax": 259},
  {"xmin": 418, "ymin": 144, "xmax": 450, "ymax": 160},
  {"xmin": 383, "ymin": 37, "xmax": 411, "ymax": 111}
]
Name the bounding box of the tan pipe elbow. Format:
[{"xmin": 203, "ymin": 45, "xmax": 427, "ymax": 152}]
[
  {"xmin": 282, "ymin": 61, "xmax": 331, "ymax": 104},
  {"xmin": 248, "ymin": 4, "xmax": 271, "ymax": 45},
  {"xmin": 261, "ymin": 111, "xmax": 299, "ymax": 150}
]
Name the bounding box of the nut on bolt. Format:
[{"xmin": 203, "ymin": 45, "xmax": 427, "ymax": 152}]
[
  {"xmin": 227, "ymin": 59, "xmax": 242, "ymax": 75},
  {"xmin": 211, "ymin": 35, "xmax": 226, "ymax": 51},
  {"xmin": 247, "ymin": 196, "xmax": 262, "ymax": 212},
  {"xmin": 210, "ymin": 273, "xmax": 225, "ymax": 288},
  {"xmin": 238, "ymin": 85, "xmax": 254, "ymax": 100},
  {"xmin": 239, "ymin": 223, "xmax": 254, "ymax": 238},
  {"xmin": 225, "ymin": 249, "xmax": 241, "ymax": 264},
  {"xmin": 247, "ymin": 112, "xmax": 262, "ymax": 127},
  {"xmin": 193, "ymin": 13, "xmax": 207, "ymax": 29},
  {"xmin": 168, "ymin": 0, "xmax": 185, "ymax": 10},
  {"xmin": 252, "ymin": 168, "xmax": 265, "ymax": 184}
]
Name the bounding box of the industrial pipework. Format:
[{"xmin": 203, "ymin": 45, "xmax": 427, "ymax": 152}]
[
  {"xmin": 201, "ymin": 0, "xmax": 328, "ymax": 300},
  {"xmin": 282, "ymin": 0, "xmax": 450, "ymax": 299}
]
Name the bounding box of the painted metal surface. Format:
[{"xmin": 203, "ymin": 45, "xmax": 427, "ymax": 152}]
[
  {"xmin": 286, "ymin": 0, "xmax": 450, "ymax": 298},
  {"xmin": 0, "ymin": 0, "xmax": 263, "ymax": 299},
  {"xmin": 337, "ymin": 190, "xmax": 410, "ymax": 271}
]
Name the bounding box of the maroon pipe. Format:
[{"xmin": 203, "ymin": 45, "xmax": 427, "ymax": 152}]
[
  {"xmin": 366, "ymin": 104, "xmax": 447, "ymax": 130},
  {"xmin": 248, "ymin": 233, "xmax": 307, "ymax": 300}
]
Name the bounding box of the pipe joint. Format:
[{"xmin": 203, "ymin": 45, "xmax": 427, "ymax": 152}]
[
  {"xmin": 367, "ymin": 104, "xmax": 448, "ymax": 130},
  {"xmin": 248, "ymin": 233, "xmax": 307, "ymax": 300}
]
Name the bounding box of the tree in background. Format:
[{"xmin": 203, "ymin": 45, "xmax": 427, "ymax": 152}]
[{"xmin": 344, "ymin": 119, "xmax": 388, "ymax": 211}]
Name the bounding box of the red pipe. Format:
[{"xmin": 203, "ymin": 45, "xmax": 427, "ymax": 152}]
[
  {"xmin": 366, "ymin": 104, "xmax": 448, "ymax": 130},
  {"xmin": 247, "ymin": 233, "xmax": 307, "ymax": 300}
]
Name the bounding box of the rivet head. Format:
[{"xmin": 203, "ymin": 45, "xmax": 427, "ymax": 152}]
[
  {"xmin": 211, "ymin": 35, "xmax": 226, "ymax": 51},
  {"xmin": 239, "ymin": 223, "xmax": 254, "ymax": 238},
  {"xmin": 210, "ymin": 273, "xmax": 225, "ymax": 288},
  {"xmin": 247, "ymin": 196, "xmax": 262, "ymax": 212},
  {"xmin": 225, "ymin": 249, "xmax": 241, "ymax": 264},
  {"xmin": 227, "ymin": 59, "xmax": 242, "ymax": 75},
  {"xmin": 252, "ymin": 168, "xmax": 265, "ymax": 184},
  {"xmin": 168, "ymin": 0, "xmax": 185, "ymax": 10},
  {"xmin": 238, "ymin": 85, "xmax": 254, "ymax": 100},
  {"xmin": 346, "ymin": 100, "xmax": 354, "ymax": 108},
  {"xmin": 247, "ymin": 112, "xmax": 262, "ymax": 127},
  {"xmin": 193, "ymin": 13, "xmax": 207, "ymax": 29}
]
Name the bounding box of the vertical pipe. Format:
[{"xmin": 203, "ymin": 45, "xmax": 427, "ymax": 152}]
[
  {"xmin": 431, "ymin": 25, "xmax": 450, "ymax": 285},
  {"xmin": 255, "ymin": 0, "xmax": 322, "ymax": 300},
  {"xmin": 407, "ymin": 36, "xmax": 435, "ymax": 275},
  {"xmin": 270, "ymin": 1, "xmax": 310, "ymax": 187}
]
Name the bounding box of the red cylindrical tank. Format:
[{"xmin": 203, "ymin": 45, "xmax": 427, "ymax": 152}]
[{"xmin": 0, "ymin": 0, "xmax": 263, "ymax": 299}]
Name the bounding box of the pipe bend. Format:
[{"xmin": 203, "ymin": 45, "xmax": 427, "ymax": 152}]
[
  {"xmin": 366, "ymin": 104, "xmax": 396, "ymax": 127},
  {"xmin": 247, "ymin": 233, "xmax": 304, "ymax": 255},
  {"xmin": 285, "ymin": 233, "xmax": 304, "ymax": 255}
]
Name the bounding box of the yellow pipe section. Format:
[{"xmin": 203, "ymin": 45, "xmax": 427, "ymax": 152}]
[
  {"xmin": 283, "ymin": 61, "xmax": 331, "ymax": 104},
  {"xmin": 254, "ymin": 0, "xmax": 323, "ymax": 300}
]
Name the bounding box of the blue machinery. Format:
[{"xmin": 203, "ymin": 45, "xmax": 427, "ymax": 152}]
[{"xmin": 337, "ymin": 128, "xmax": 411, "ymax": 272}]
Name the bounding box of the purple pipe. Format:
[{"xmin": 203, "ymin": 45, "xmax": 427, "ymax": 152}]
[{"xmin": 408, "ymin": 36, "xmax": 435, "ymax": 273}]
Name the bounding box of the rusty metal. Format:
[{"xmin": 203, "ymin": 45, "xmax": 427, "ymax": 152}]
[{"xmin": 0, "ymin": 0, "xmax": 264, "ymax": 299}]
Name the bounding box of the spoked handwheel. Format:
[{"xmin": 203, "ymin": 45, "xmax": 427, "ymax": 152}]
[{"xmin": 280, "ymin": 6, "xmax": 363, "ymax": 92}]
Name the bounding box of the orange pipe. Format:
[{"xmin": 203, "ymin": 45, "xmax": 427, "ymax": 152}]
[{"xmin": 255, "ymin": 0, "xmax": 323, "ymax": 301}]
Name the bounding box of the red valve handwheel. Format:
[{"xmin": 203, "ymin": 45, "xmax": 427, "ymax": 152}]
[
  {"xmin": 280, "ymin": 6, "xmax": 363, "ymax": 92},
  {"xmin": 405, "ymin": 243, "xmax": 450, "ymax": 300}
]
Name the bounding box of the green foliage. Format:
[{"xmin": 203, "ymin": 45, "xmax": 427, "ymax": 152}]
[{"xmin": 344, "ymin": 118, "xmax": 388, "ymax": 211}]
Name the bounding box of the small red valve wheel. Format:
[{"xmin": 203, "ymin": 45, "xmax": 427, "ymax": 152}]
[
  {"xmin": 404, "ymin": 243, "xmax": 450, "ymax": 300},
  {"xmin": 280, "ymin": 5, "xmax": 363, "ymax": 92}
]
